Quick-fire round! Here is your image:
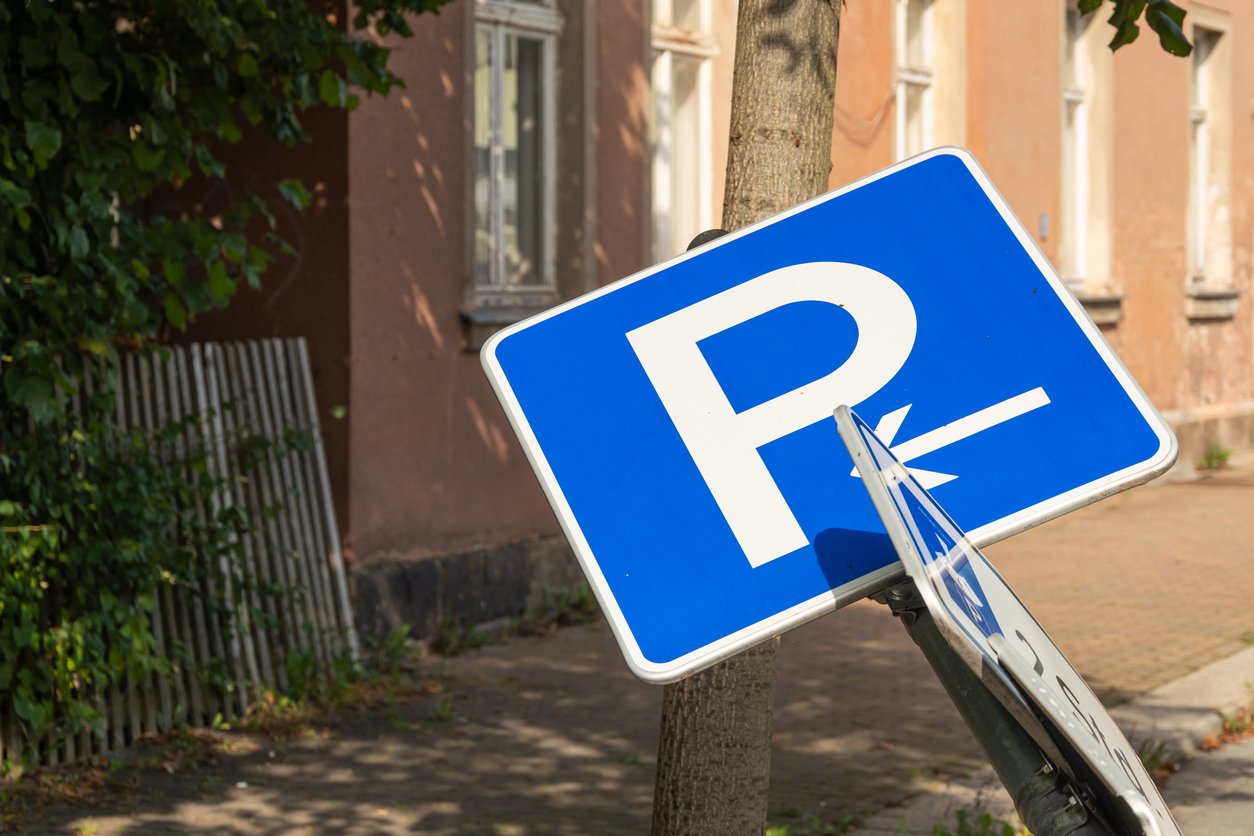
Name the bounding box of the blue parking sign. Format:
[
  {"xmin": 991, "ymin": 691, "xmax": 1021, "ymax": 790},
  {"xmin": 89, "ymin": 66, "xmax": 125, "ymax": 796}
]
[{"xmin": 482, "ymin": 148, "xmax": 1175, "ymax": 682}]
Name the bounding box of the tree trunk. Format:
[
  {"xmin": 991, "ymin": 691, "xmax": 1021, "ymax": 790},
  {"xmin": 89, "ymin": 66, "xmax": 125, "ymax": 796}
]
[{"xmin": 650, "ymin": 2, "xmax": 840, "ymax": 835}]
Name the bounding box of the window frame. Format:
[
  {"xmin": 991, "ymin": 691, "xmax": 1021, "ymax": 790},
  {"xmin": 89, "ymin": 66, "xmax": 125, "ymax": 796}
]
[
  {"xmin": 1180, "ymin": 5, "xmax": 1236, "ymax": 319},
  {"xmin": 1188, "ymin": 25, "xmax": 1219, "ymax": 287},
  {"xmin": 895, "ymin": 0, "xmax": 934, "ymax": 161},
  {"xmin": 470, "ymin": 0, "xmax": 562, "ymax": 307},
  {"xmin": 650, "ymin": 0, "xmax": 717, "ymax": 262},
  {"xmin": 1060, "ymin": 0, "xmax": 1090, "ymax": 289}
]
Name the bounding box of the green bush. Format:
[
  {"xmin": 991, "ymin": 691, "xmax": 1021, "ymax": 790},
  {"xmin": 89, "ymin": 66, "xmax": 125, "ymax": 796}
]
[{"xmin": 0, "ymin": 0, "xmax": 448, "ymax": 760}]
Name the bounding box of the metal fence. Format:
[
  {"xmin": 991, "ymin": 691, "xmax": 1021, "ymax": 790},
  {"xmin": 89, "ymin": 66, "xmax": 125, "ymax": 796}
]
[{"xmin": 1, "ymin": 338, "xmax": 357, "ymax": 769}]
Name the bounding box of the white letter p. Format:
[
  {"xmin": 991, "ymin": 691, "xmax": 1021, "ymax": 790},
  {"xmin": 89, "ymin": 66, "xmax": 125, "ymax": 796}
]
[{"xmin": 626, "ymin": 262, "xmax": 916, "ymax": 567}]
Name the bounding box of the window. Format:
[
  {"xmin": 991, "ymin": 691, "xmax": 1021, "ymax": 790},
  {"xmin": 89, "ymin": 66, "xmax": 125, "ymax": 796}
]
[
  {"xmin": 895, "ymin": 0, "xmax": 933, "ymax": 160},
  {"xmin": 1188, "ymin": 27, "xmax": 1220, "ymax": 287},
  {"xmin": 1057, "ymin": 0, "xmax": 1116, "ymax": 318},
  {"xmin": 473, "ymin": 1, "xmax": 561, "ymax": 295},
  {"xmin": 1060, "ymin": 2, "xmax": 1090, "ymax": 288},
  {"xmin": 651, "ymin": 0, "xmax": 717, "ymax": 261},
  {"xmin": 1181, "ymin": 6, "xmax": 1234, "ymax": 319}
]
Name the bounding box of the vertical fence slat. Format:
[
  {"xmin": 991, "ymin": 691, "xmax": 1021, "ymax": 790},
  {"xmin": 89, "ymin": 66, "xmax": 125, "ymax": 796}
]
[
  {"xmin": 155, "ymin": 350, "xmax": 193, "ymax": 732},
  {"xmin": 248, "ymin": 341, "xmax": 329, "ymax": 674},
  {"xmin": 223, "ymin": 340, "xmax": 279, "ymax": 691},
  {"xmin": 270, "ymin": 340, "xmax": 341, "ymax": 662},
  {"xmin": 209, "ymin": 344, "xmax": 255, "ymax": 714},
  {"xmin": 234, "ymin": 341, "xmax": 291, "ymax": 689},
  {"xmin": 195, "ymin": 344, "xmax": 249, "ymax": 717},
  {"xmin": 123, "ymin": 353, "xmax": 155, "ymax": 742},
  {"xmin": 138, "ymin": 355, "xmax": 175, "ymax": 735},
  {"xmin": 212, "ymin": 345, "xmax": 265, "ymax": 703},
  {"xmin": 293, "ymin": 339, "xmax": 359, "ymax": 659},
  {"xmin": 181, "ymin": 346, "xmax": 225, "ymax": 725},
  {"xmin": 165, "ymin": 347, "xmax": 207, "ymax": 729}
]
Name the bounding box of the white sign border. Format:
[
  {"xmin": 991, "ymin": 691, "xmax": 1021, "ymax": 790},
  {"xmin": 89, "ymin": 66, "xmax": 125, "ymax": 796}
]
[{"xmin": 481, "ymin": 147, "xmax": 1178, "ymax": 683}]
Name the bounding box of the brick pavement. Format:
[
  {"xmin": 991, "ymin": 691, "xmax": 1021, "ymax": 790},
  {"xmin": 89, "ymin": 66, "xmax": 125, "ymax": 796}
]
[{"xmin": 31, "ymin": 468, "xmax": 1254, "ymax": 835}]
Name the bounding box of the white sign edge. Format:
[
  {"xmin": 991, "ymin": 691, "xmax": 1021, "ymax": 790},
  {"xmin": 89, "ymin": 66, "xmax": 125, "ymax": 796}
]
[
  {"xmin": 479, "ymin": 146, "xmax": 1178, "ymax": 683},
  {"xmin": 833, "ymin": 405, "xmax": 1020, "ymax": 692}
]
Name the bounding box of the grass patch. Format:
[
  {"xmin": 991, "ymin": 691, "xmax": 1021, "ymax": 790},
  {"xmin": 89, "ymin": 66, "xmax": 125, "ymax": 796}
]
[
  {"xmin": 1137, "ymin": 739, "xmax": 1181, "ymax": 786},
  {"xmin": 930, "ymin": 808, "xmax": 1025, "ymax": 836},
  {"xmin": 1198, "ymin": 444, "xmax": 1232, "ymax": 471},
  {"xmin": 765, "ymin": 811, "xmax": 860, "ymax": 835}
]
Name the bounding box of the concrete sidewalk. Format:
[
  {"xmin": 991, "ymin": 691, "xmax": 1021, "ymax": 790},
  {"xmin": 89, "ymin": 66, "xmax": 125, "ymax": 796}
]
[{"xmin": 31, "ymin": 466, "xmax": 1254, "ymax": 834}]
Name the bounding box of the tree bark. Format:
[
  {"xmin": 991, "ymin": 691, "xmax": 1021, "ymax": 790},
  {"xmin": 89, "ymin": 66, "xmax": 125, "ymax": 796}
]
[{"xmin": 650, "ymin": 2, "xmax": 840, "ymax": 835}]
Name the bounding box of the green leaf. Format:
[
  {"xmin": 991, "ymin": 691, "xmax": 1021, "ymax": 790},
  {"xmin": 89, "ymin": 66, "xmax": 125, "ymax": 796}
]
[
  {"xmin": 1078, "ymin": 0, "xmax": 1104, "ymax": 14},
  {"xmin": 70, "ymin": 68, "xmax": 110, "ymax": 102},
  {"xmin": 163, "ymin": 293, "xmax": 187, "ymax": 329},
  {"xmin": 1108, "ymin": 20, "xmax": 1141, "ymax": 50},
  {"xmin": 194, "ymin": 145, "xmax": 226, "ymax": 178},
  {"xmin": 13, "ymin": 695, "xmax": 47, "ymax": 732},
  {"xmin": 131, "ymin": 141, "xmax": 165, "ymax": 172},
  {"xmin": 76, "ymin": 337, "xmax": 112, "ymax": 357},
  {"xmin": 23, "ymin": 121, "xmax": 62, "ymax": 169},
  {"xmin": 162, "ymin": 258, "xmax": 186, "ymax": 285},
  {"xmin": 1108, "ymin": 0, "xmax": 1148, "ymax": 26},
  {"xmin": 67, "ymin": 225, "xmax": 89, "ymax": 259},
  {"xmin": 3, "ymin": 368, "xmax": 53, "ymax": 413},
  {"xmin": 277, "ymin": 178, "xmax": 312, "ymax": 209},
  {"xmin": 207, "ymin": 260, "xmax": 235, "ymax": 304},
  {"xmin": 237, "ymin": 53, "xmax": 260, "ymax": 78},
  {"xmin": 218, "ymin": 113, "xmax": 242, "ymax": 142},
  {"xmin": 1145, "ymin": 2, "xmax": 1192, "ymax": 56},
  {"xmin": 0, "ymin": 178, "xmax": 31, "ymax": 209},
  {"xmin": 318, "ymin": 70, "xmax": 345, "ymax": 107}
]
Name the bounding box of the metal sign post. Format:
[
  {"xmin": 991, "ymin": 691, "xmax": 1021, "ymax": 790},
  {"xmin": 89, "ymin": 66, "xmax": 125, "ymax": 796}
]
[{"xmin": 837, "ymin": 405, "xmax": 1181, "ymax": 836}]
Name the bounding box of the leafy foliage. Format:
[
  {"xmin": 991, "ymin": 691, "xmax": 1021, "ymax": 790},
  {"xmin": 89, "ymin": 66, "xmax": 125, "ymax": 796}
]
[
  {"xmin": 0, "ymin": 0, "xmax": 449, "ymax": 416},
  {"xmin": 1080, "ymin": 0, "xmax": 1193, "ymax": 56},
  {"xmin": 1, "ymin": 0, "xmax": 448, "ymax": 760},
  {"xmin": 1, "ymin": 410, "xmax": 246, "ymax": 744}
]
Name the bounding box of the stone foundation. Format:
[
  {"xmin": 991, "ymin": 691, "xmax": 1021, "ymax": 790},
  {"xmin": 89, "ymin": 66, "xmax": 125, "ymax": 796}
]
[{"xmin": 351, "ymin": 536, "xmax": 588, "ymax": 643}]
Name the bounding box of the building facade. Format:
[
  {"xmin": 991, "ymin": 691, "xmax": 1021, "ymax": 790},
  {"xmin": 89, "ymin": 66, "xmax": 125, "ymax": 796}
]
[{"xmin": 194, "ymin": 0, "xmax": 1254, "ymax": 637}]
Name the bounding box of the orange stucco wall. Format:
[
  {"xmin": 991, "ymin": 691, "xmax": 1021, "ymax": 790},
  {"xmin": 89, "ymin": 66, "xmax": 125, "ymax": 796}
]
[
  {"xmin": 200, "ymin": 1, "xmax": 1254, "ymax": 568},
  {"xmin": 346, "ymin": 4, "xmax": 553, "ymax": 562},
  {"xmin": 1109, "ymin": 1, "xmax": 1254, "ymax": 413},
  {"xmin": 596, "ymin": 0, "xmax": 650, "ymax": 282},
  {"xmin": 345, "ymin": 1, "xmax": 652, "ymax": 563}
]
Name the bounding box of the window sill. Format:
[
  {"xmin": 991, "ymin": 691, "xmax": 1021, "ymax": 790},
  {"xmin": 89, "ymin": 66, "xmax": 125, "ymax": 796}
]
[
  {"xmin": 1185, "ymin": 286, "xmax": 1241, "ymax": 321},
  {"xmin": 1075, "ymin": 291, "xmax": 1124, "ymax": 326},
  {"xmin": 461, "ymin": 304, "xmax": 552, "ymax": 351}
]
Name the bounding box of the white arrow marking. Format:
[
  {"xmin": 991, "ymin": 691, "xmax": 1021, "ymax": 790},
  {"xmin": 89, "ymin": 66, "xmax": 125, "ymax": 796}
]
[{"xmin": 850, "ymin": 387, "xmax": 1052, "ymax": 489}]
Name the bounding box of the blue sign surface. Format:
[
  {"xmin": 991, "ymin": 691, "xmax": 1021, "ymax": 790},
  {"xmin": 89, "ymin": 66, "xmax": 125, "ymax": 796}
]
[{"xmin": 482, "ymin": 148, "xmax": 1175, "ymax": 682}]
